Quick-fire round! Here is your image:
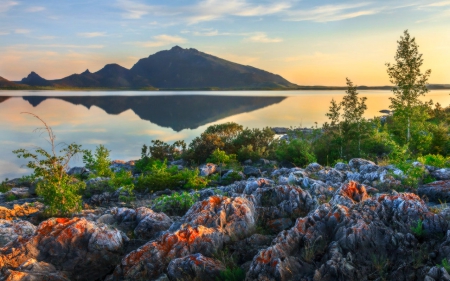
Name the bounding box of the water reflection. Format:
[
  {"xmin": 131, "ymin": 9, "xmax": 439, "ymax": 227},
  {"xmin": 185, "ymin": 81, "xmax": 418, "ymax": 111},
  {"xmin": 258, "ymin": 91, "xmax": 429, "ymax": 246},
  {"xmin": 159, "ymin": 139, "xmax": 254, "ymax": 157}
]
[
  {"xmin": 21, "ymin": 95, "xmax": 286, "ymax": 131},
  {"xmin": 1, "ymin": 90, "xmax": 449, "ymax": 181}
]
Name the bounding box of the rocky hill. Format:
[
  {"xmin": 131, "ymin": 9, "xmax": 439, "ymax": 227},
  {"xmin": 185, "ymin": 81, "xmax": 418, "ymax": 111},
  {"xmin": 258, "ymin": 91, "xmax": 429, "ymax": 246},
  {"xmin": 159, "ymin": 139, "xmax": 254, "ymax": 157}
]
[
  {"xmin": 2, "ymin": 158, "xmax": 450, "ymax": 280},
  {"xmin": 0, "ymin": 76, "xmax": 20, "ymax": 87},
  {"xmin": 15, "ymin": 46, "xmax": 297, "ymax": 90}
]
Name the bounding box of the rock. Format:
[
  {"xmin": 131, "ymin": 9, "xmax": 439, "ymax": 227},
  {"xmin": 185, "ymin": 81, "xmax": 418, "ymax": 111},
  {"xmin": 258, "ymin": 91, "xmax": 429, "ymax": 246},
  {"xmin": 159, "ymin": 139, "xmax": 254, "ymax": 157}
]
[
  {"xmin": 170, "ymin": 159, "xmax": 185, "ymax": 166},
  {"xmin": 247, "ymin": 192, "xmax": 446, "ymax": 281},
  {"xmin": 306, "ymin": 163, "xmax": 323, "ymax": 173},
  {"xmin": 221, "ymin": 170, "xmax": 246, "ymax": 181},
  {"xmin": 199, "ymin": 163, "xmax": 217, "ymax": 177},
  {"xmin": 111, "ymin": 196, "xmax": 256, "ymax": 280},
  {"xmin": 2, "ymin": 258, "xmax": 70, "ymax": 281},
  {"xmin": 67, "ymin": 167, "xmax": 90, "ymax": 177},
  {"xmin": 0, "ymin": 203, "xmax": 42, "ymax": 220},
  {"xmin": 230, "ymin": 234, "xmax": 274, "ymax": 264},
  {"xmin": 418, "ymin": 180, "xmax": 450, "ymax": 203},
  {"xmin": 330, "ymin": 181, "xmax": 369, "ymax": 207},
  {"xmin": 425, "ymin": 266, "xmax": 450, "ymax": 281},
  {"xmin": 166, "ymin": 253, "xmax": 225, "ymax": 281},
  {"xmin": 89, "ymin": 192, "xmax": 112, "ymax": 206},
  {"xmin": 134, "ymin": 208, "xmax": 172, "ymax": 240},
  {"xmin": 348, "ymin": 158, "xmax": 376, "ymax": 171},
  {"xmin": 271, "ymin": 127, "xmax": 289, "ymax": 134},
  {"xmin": 4, "ymin": 188, "xmax": 31, "ymax": 199},
  {"xmin": 317, "ymin": 168, "xmax": 346, "ymax": 186},
  {"xmin": 244, "ymin": 159, "xmax": 252, "ymax": 165},
  {"xmin": 110, "ymin": 160, "xmax": 135, "ymax": 172},
  {"xmin": 334, "ymin": 162, "xmax": 350, "ymax": 171},
  {"xmin": 0, "ymin": 220, "xmax": 36, "ymax": 247},
  {"xmin": 244, "ymin": 178, "xmax": 273, "ymax": 195},
  {"xmin": 432, "ymin": 168, "xmax": 450, "ymax": 181},
  {"xmin": 243, "ymin": 166, "xmax": 260, "ymax": 177},
  {"xmin": 0, "ymin": 217, "xmax": 126, "ymax": 281}
]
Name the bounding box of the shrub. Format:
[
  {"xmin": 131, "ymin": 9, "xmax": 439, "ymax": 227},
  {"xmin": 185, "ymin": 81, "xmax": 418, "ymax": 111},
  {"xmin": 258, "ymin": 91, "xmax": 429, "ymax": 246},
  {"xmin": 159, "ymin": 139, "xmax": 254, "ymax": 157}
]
[
  {"xmin": 13, "ymin": 113, "xmax": 85, "ymax": 216},
  {"xmin": 184, "ymin": 133, "xmax": 225, "ymax": 164},
  {"xmin": 0, "ymin": 178, "xmax": 11, "ymax": 193},
  {"xmin": 275, "ymin": 138, "xmax": 316, "ymax": 167},
  {"xmin": 109, "ymin": 169, "xmax": 135, "ymax": 190},
  {"xmin": 216, "ymin": 268, "xmax": 245, "ymax": 281},
  {"xmin": 233, "ymin": 127, "xmax": 275, "ymax": 159},
  {"xmin": 136, "ymin": 159, "xmax": 182, "ymax": 191},
  {"xmin": 5, "ymin": 194, "xmax": 17, "ymax": 202},
  {"xmin": 83, "ymin": 145, "xmax": 113, "ymax": 177},
  {"xmin": 411, "ymin": 219, "xmax": 425, "ymax": 238},
  {"xmin": 181, "ymin": 168, "xmax": 210, "ymax": 189},
  {"xmin": 440, "ymin": 258, "xmax": 450, "ymax": 273},
  {"xmin": 153, "ymin": 191, "xmax": 199, "ymax": 216},
  {"xmin": 236, "ymin": 144, "xmax": 268, "ymax": 162},
  {"xmin": 392, "ymin": 160, "xmax": 425, "ymax": 190},
  {"xmin": 143, "ymin": 140, "xmax": 186, "ymax": 162},
  {"xmin": 417, "ymin": 154, "xmax": 450, "ymax": 168}
]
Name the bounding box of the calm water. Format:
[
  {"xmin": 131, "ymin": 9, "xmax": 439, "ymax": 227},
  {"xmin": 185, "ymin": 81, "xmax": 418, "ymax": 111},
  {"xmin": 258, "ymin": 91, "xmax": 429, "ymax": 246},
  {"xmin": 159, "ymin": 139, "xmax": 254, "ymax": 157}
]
[{"xmin": 1, "ymin": 90, "xmax": 449, "ymax": 180}]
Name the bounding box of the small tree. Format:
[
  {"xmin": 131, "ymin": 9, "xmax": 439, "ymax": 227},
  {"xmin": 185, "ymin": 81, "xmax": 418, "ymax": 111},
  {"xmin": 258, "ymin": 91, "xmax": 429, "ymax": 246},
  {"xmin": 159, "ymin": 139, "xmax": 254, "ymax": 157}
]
[
  {"xmin": 386, "ymin": 30, "xmax": 432, "ymax": 147},
  {"xmin": 13, "ymin": 113, "xmax": 85, "ymax": 216},
  {"xmin": 83, "ymin": 144, "xmax": 113, "ymax": 177},
  {"xmin": 341, "ymin": 78, "xmax": 367, "ymax": 156},
  {"xmin": 326, "ymin": 98, "xmax": 343, "ymax": 159}
]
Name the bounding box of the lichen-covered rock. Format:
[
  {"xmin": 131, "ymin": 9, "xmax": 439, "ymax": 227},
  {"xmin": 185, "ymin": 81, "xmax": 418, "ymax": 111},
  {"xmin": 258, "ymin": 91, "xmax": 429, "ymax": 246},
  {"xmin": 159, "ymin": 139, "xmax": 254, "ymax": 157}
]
[
  {"xmin": 330, "ymin": 181, "xmax": 369, "ymax": 207},
  {"xmin": 199, "ymin": 163, "xmax": 217, "ymax": 177},
  {"xmin": 418, "ymin": 180, "xmax": 450, "ymax": 203},
  {"xmin": 0, "ymin": 217, "xmax": 126, "ymax": 281},
  {"xmin": 432, "ymin": 168, "xmax": 450, "ymax": 181},
  {"xmin": 243, "ymin": 166, "xmax": 261, "ymax": 177},
  {"xmin": 424, "ymin": 266, "xmax": 450, "ymax": 281},
  {"xmin": 2, "ymin": 259, "xmax": 70, "ymax": 281},
  {"xmin": 244, "ymin": 178, "xmax": 273, "ymax": 195},
  {"xmin": 110, "ymin": 196, "xmax": 256, "ymax": 280},
  {"xmin": 348, "ymin": 158, "xmax": 376, "ymax": 171},
  {"xmin": 305, "ymin": 163, "xmax": 323, "ymax": 173},
  {"xmin": 134, "ymin": 208, "xmax": 172, "ymax": 240},
  {"xmin": 0, "ymin": 203, "xmax": 43, "ymax": 220},
  {"xmin": 0, "ymin": 219, "xmax": 36, "ymax": 247},
  {"xmin": 166, "ymin": 253, "xmax": 225, "ymax": 281},
  {"xmin": 247, "ymin": 192, "xmax": 447, "ymax": 281}
]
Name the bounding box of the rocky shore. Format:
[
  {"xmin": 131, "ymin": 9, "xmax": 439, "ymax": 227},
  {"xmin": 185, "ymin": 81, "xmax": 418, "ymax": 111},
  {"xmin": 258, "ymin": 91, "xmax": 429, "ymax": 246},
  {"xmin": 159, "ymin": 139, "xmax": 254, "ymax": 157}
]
[{"xmin": 2, "ymin": 158, "xmax": 450, "ymax": 280}]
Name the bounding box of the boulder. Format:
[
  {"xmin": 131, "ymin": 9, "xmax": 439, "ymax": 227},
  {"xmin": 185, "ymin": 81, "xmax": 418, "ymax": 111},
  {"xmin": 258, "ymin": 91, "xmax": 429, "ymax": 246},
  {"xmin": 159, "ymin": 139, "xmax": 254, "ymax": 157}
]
[
  {"xmin": 432, "ymin": 169, "xmax": 450, "ymax": 181},
  {"xmin": 0, "ymin": 220, "xmax": 36, "ymax": 247},
  {"xmin": 418, "ymin": 180, "xmax": 450, "ymax": 203},
  {"xmin": 0, "ymin": 217, "xmax": 126, "ymax": 281},
  {"xmin": 199, "ymin": 163, "xmax": 217, "ymax": 177},
  {"xmin": 2, "ymin": 259, "xmax": 70, "ymax": 281},
  {"xmin": 134, "ymin": 208, "xmax": 173, "ymax": 240},
  {"xmin": 348, "ymin": 158, "xmax": 376, "ymax": 171},
  {"xmin": 243, "ymin": 166, "xmax": 260, "ymax": 177},
  {"xmin": 0, "ymin": 203, "xmax": 43, "ymax": 220},
  {"xmin": 166, "ymin": 253, "xmax": 225, "ymax": 281}
]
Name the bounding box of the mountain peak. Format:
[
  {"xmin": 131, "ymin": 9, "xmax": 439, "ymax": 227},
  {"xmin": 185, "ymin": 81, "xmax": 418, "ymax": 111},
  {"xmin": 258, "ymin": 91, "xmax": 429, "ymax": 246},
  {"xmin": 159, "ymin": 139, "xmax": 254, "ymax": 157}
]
[
  {"xmin": 82, "ymin": 69, "xmax": 91, "ymax": 75},
  {"xmin": 170, "ymin": 45, "xmax": 184, "ymax": 51},
  {"xmin": 21, "ymin": 71, "xmax": 52, "ymax": 86}
]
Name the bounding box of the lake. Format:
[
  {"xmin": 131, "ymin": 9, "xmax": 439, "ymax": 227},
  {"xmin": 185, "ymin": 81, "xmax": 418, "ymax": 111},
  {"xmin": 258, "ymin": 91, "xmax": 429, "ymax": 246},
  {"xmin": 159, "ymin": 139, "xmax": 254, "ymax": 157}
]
[{"xmin": 1, "ymin": 90, "xmax": 449, "ymax": 181}]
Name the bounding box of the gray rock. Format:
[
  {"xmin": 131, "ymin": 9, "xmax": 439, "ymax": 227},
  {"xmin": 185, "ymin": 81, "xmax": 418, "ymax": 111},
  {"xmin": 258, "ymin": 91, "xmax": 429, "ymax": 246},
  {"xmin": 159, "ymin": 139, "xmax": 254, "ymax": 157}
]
[
  {"xmin": 199, "ymin": 163, "xmax": 217, "ymax": 177},
  {"xmin": 243, "ymin": 166, "xmax": 260, "ymax": 177},
  {"xmin": 0, "ymin": 219, "xmax": 36, "ymax": 247},
  {"xmin": 134, "ymin": 208, "xmax": 173, "ymax": 240},
  {"xmin": 306, "ymin": 162, "xmax": 323, "ymax": 173},
  {"xmin": 348, "ymin": 158, "xmax": 376, "ymax": 171},
  {"xmin": 167, "ymin": 254, "xmax": 225, "ymax": 281},
  {"xmin": 432, "ymin": 168, "xmax": 450, "ymax": 181},
  {"xmin": 418, "ymin": 180, "xmax": 450, "ymax": 203}
]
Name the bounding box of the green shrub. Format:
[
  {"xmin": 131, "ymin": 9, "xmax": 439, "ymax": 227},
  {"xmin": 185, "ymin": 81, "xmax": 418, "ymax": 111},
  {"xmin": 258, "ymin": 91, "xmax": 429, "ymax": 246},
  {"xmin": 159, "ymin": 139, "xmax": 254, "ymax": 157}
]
[
  {"xmin": 392, "ymin": 161, "xmax": 425, "ymax": 190},
  {"xmin": 275, "ymin": 139, "xmax": 316, "ymax": 167},
  {"xmin": 0, "ymin": 178, "xmax": 11, "ymax": 193},
  {"xmin": 233, "ymin": 127, "xmax": 275, "ymax": 159},
  {"xmin": 153, "ymin": 191, "xmax": 199, "ymax": 216},
  {"xmin": 181, "ymin": 168, "xmax": 210, "ymax": 189},
  {"xmin": 411, "ymin": 219, "xmax": 425, "ymax": 238},
  {"xmin": 109, "ymin": 169, "xmax": 135, "ymax": 190},
  {"xmin": 83, "ymin": 144, "xmax": 113, "ymax": 177},
  {"xmin": 216, "ymin": 268, "xmax": 245, "ymax": 281},
  {"xmin": 236, "ymin": 144, "xmax": 268, "ymax": 162},
  {"xmin": 214, "ymin": 247, "xmax": 245, "ymax": 281},
  {"xmin": 417, "ymin": 154, "xmax": 450, "ymax": 168},
  {"xmin": 440, "ymin": 258, "xmax": 450, "ymax": 273},
  {"xmin": 142, "ymin": 140, "xmax": 186, "ymax": 162},
  {"xmin": 184, "ymin": 133, "xmax": 225, "ymax": 164},
  {"xmin": 136, "ymin": 159, "xmax": 182, "ymax": 191},
  {"xmin": 5, "ymin": 194, "xmax": 17, "ymax": 202},
  {"xmin": 13, "ymin": 113, "xmax": 85, "ymax": 216}
]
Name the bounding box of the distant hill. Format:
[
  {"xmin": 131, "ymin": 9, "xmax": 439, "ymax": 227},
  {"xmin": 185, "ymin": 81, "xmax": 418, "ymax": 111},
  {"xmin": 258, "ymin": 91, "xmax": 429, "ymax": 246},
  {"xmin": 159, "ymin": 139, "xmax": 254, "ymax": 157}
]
[
  {"xmin": 15, "ymin": 46, "xmax": 297, "ymax": 90},
  {"xmin": 0, "ymin": 76, "xmax": 21, "ymax": 87}
]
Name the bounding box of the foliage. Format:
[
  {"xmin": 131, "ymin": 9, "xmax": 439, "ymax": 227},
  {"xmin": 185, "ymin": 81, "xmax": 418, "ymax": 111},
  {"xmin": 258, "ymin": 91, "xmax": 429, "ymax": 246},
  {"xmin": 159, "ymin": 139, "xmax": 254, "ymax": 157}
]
[
  {"xmin": 0, "ymin": 178, "xmax": 11, "ymax": 193},
  {"xmin": 13, "ymin": 113, "xmax": 85, "ymax": 216},
  {"xmin": 136, "ymin": 159, "xmax": 182, "ymax": 191},
  {"xmin": 417, "ymin": 154, "xmax": 450, "ymax": 168},
  {"xmin": 440, "ymin": 258, "xmax": 450, "ymax": 273},
  {"xmin": 392, "ymin": 160, "xmax": 425, "ymax": 190},
  {"xmin": 109, "ymin": 169, "xmax": 134, "ymax": 190},
  {"xmin": 83, "ymin": 144, "xmax": 113, "ymax": 177},
  {"xmin": 153, "ymin": 191, "xmax": 199, "ymax": 216},
  {"xmin": 411, "ymin": 219, "xmax": 425, "ymax": 238},
  {"xmin": 135, "ymin": 140, "xmax": 186, "ymax": 172},
  {"xmin": 181, "ymin": 168, "xmax": 210, "ymax": 189},
  {"xmin": 233, "ymin": 127, "xmax": 275, "ymax": 160},
  {"xmin": 214, "ymin": 248, "xmax": 245, "ymax": 281},
  {"xmin": 184, "ymin": 132, "xmax": 225, "ymax": 164},
  {"xmin": 276, "ymin": 138, "xmax": 316, "ymax": 167},
  {"xmin": 5, "ymin": 194, "xmax": 17, "ymax": 202},
  {"xmin": 386, "ymin": 30, "xmax": 432, "ymax": 148}
]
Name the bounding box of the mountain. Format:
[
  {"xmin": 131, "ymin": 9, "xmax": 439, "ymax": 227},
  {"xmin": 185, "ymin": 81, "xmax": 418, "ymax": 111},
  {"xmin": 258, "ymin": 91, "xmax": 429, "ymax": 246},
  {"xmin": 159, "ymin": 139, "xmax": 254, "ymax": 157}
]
[
  {"xmin": 0, "ymin": 76, "xmax": 21, "ymax": 87},
  {"xmin": 21, "ymin": 95, "xmax": 286, "ymax": 131},
  {"xmin": 129, "ymin": 46, "xmax": 297, "ymax": 89},
  {"xmin": 20, "ymin": 71, "xmax": 53, "ymax": 86},
  {"xmin": 16, "ymin": 46, "xmax": 297, "ymax": 89}
]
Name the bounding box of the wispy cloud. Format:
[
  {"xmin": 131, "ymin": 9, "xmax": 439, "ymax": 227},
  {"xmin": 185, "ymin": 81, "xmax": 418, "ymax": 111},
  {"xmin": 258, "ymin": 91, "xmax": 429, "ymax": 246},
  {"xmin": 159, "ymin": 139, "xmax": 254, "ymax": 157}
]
[
  {"xmin": 286, "ymin": 3, "xmax": 379, "ymax": 22},
  {"xmin": 33, "ymin": 35, "xmax": 56, "ymax": 40},
  {"xmin": 26, "ymin": 6, "xmax": 45, "ymax": 13},
  {"xmin": 33, "ymin": 44, "xmax": 104, "ymax": 49},
  {"xmin": 116, "ymin": 0, "xmax": 290, "ymax": 24},
  {"xmin": 15, "ymin": 29, "xmax": 31, "ymax": 34},
  {"xmin": 77, "ymin": 32, "xmax": 107, "ymax": 38},
  {"xmin": 246, "ymin": 32, "xmax": 282, "ymax": 43},
  {"xmin": 0, "ymin": 31, "xmax": 9, "ymax": 36},
  {"xmin": 0, "ymin": 0, "xmax": 18, "ymax": 13},
  {"xmin": 127, "ymin": 34, "xmax": 186, "ymax": 47},
  {"xmin": 420, "ymin": 1, "xmax": 450, "ymax": 7}
]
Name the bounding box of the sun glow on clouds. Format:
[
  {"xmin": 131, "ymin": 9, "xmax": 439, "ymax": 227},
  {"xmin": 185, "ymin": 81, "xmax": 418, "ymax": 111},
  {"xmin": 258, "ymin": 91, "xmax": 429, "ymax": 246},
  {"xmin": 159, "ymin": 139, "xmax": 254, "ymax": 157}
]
[{"xmin": 128, "ymin": 34, "xmax": 186, "ymax": 47}]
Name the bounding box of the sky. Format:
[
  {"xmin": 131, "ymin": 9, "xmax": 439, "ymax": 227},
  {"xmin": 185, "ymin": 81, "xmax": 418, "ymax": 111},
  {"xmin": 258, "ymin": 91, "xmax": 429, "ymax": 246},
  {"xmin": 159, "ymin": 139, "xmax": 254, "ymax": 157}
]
[{"xmin": 0, "ymin": 0, "xmax": 449, "ymax": 86}]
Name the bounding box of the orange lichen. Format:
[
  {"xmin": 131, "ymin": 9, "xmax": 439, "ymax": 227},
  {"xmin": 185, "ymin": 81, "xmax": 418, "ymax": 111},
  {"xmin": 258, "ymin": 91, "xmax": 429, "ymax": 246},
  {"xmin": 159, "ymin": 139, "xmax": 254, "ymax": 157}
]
[
  {"xmin": 255, "ymin": 249, "xmax": 274, "ymax": 264},
  {"xmin": 342, "ymin": 181, "xmax": 368, "ymax": 202}
]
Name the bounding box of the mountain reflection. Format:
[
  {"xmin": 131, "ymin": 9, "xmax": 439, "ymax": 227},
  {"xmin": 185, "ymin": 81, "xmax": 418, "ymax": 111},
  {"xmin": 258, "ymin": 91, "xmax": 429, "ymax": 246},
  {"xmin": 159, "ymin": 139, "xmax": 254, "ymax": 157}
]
[{"xmin": 21, "ymin": 95, "xmax": 286, "ymax": 131}]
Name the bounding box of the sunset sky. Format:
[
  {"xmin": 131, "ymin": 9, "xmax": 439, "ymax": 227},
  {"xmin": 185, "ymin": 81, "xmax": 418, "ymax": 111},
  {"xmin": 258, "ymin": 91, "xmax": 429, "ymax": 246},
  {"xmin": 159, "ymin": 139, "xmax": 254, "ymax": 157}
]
[{"xmin": 0, "ymin": 0, "xmax": 449, "ymax": 86}]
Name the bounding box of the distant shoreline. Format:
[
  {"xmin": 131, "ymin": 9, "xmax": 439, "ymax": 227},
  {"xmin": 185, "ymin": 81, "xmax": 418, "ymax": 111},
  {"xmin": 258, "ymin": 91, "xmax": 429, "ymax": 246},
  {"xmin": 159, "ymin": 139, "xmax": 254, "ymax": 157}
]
[{"xmin": 1, "ymin": 84, "xmax": 450, "ymax": 91}]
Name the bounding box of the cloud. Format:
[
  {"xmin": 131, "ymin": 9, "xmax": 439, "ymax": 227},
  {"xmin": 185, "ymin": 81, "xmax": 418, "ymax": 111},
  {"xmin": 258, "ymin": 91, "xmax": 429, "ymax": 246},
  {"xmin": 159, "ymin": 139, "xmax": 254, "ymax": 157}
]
[
  {"xmin": 77, "ymin": 32, "xmax": 107, "ymax": 38},
  {"xmin": 26, "ymin": 6, "xmax": 45, "ymax": 13},
  {"xmin": 0, "ymin": 0, "xmax": 18, "ymax": 13},
  {"xmin": 116, "ymin": 0, "xmax": 290, "ymax": 24},
  {"xmin": 286, "ymin": 3, "xmax": 379, "ymax": 22},
  {"xmin": 0, "ymin": 31, "xmax": 9, "ymax": 35},
  {"xmin": 128, "ymin": 34, "xmax": 186, "ymax": 47},
  {"xmin": 15, "ymin": 29, "xmax": 31, "ymax": 34},
  {"xmin": 420, "ymin": 1, "xmax": 450, "ymax": 7},
  {"xmin": 33, "ymin": 35, "xmax": 56, "ymax": 40},
  {"xmin": 246, "ymin": 32, "xmax": 282, "ymax": 43}
]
